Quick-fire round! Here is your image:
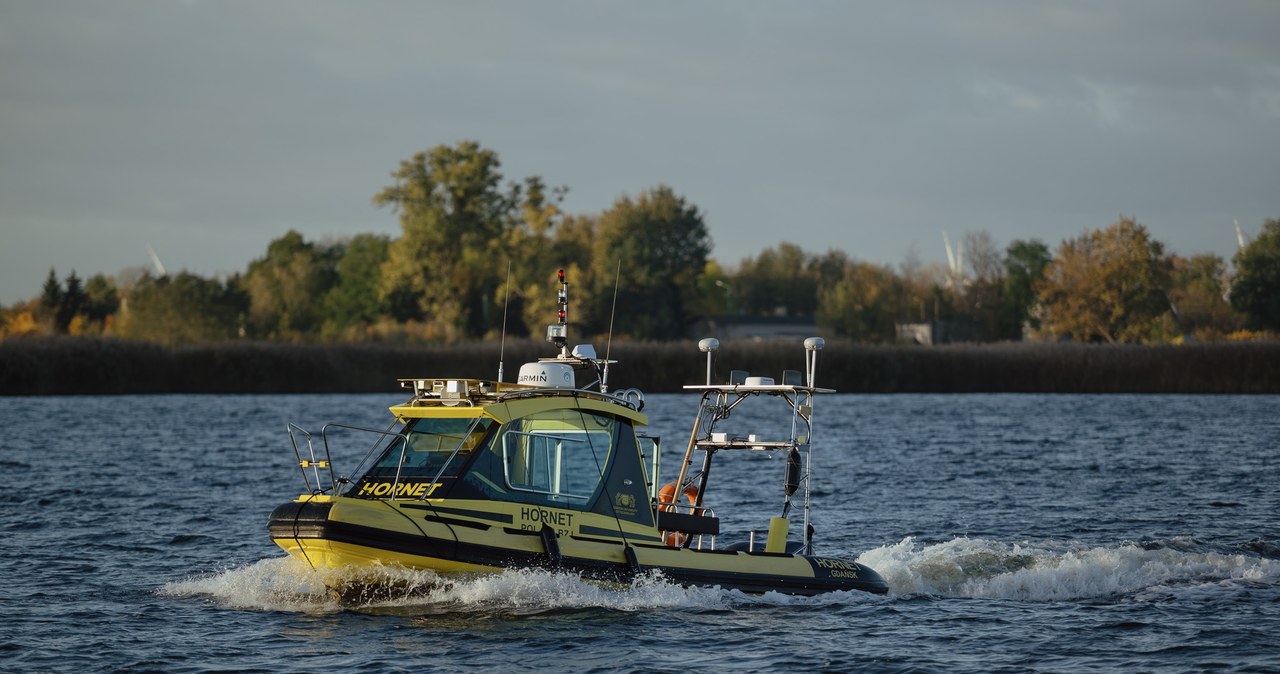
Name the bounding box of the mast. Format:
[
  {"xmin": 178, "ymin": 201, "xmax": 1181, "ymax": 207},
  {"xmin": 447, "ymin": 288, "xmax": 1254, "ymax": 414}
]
[{"xmin": 548, "ymin": 268, "xmax": 569, "ymax": 358}]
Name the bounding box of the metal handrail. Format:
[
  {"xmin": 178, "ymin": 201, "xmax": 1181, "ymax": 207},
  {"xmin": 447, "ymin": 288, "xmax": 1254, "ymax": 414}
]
[
  {"xmin": 655, "ymin": 500, "xmax": 718, "ymax": 550},
  {"xmin": 286, "ymin": 423, "xmax": 325, "ymax": 493},
  {"xmin": 320, "ymin": 423, "xmax": 412, "ymax": 498},
  {"xmin": 497, "ymin": 386, "xmax": 642, "ymax": 411}
]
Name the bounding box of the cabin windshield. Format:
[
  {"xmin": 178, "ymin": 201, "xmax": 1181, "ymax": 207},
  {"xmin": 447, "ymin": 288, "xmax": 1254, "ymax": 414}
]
[
  {"xmin": 347, "ymin": 417, "xmax": 495, "ymax": 498},
  {"xmin": 388, "ymin": 417, "xmax": 493, "ymax": 477}
]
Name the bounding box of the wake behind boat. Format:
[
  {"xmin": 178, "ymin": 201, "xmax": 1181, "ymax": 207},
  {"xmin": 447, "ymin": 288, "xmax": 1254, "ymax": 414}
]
[{"xmin": 267, "ymin": 270, "xmax": 887, "ymax": 596}]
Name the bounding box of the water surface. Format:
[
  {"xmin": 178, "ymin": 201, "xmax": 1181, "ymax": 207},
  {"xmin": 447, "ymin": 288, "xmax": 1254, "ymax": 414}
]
[{"xmin": 2, "ymin": 393, "xmax": 1277, "ymax": 672}]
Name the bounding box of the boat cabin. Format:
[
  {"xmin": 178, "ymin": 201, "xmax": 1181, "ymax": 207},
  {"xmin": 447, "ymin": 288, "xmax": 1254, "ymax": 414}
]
[{"xmin": 294, "ymin": 375, "xmax": 665, "ymax": 532}]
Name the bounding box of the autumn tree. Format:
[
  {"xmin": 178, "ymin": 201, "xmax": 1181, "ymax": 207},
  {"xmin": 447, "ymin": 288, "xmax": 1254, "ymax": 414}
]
[
  {"xmin": 375, "ymin": 142, "xmax": 559, "ymax": 340},
  {"xmin": 36, "ymin": 268, "xmax": 64, "ymax": 333},
  {"xmin": 1037, "ymin": 217, "xmax": 1173, "ymax": 343},
  {"xmin": 0, "ymin": 302, "xmax": 41, "ymax": 338},
  {"xmin": 816, "ymin": 261, "xmax": 906, "ymax": 342},
  {"xmin": 516, "ymin": 176, "xmax": 568, "ymax": 239},
  {"xmin": 688, "ymin": 259, "xmax": 734, "ymax": 318},
  {"xmin": 809, "ymin": 249, "xmax": 851, "ymax": 295},
  {"xmin": 1003, "ymin": 239, "xmax": 1051, "ymax": 335},
  {"xmin": 955, "ymin": 230, "xmax": 1012, "ymax": 341},
  {"xmin": 40, "ymin": 269, "xmax": 61, "ymax": 316},
  {"xmin": 588, "ymin": 186, "xmax": 711, "ymax": 340},
  {"xmin": 734, "ymin": 243, "xmax": 818, "ymax": 317},
  {"xmin": 116, "ymin": 272, "xmax": 245, "ymax": 345},
  {"xmin": 81, "ymin": 273, "xmax": 120, "ymax": 334},
  {"xmin": 55, "ymin": 271, "xmax": 87, "ymax": 334},
  {"xmin": 518, "ymin": 213, "xmax": 595, "ymax": 341},
  {"xmin": 1168, "ymin": 254, "xmax": 1240, "ymax": 340},
  {"xmin": 241, "ymin": 230, "xmax": 338, "ymax": 340},
  {"xmin": 321, "ymin": 234, "xmax": 390, "ymax": 337},
  {"xmin": 894, "ymin": 242, "xmax": 956, "ymax": 326},
  {"xmin": 964, "ymin": 231, "xmax": 1005, "ymax": 284},
  {"xmin": 501, "ymin": 177, "xmax": 572, "ymax": 339},
  {"xmin": 1229, "ymin": 218, "xmax": 1280, "ymax": 332}
]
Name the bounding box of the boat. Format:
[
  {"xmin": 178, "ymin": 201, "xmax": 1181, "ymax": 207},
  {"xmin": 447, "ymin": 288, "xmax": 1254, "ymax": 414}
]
[{"xmin": 267, "ymin": 270, "xmax": 888, "ymax": 596}]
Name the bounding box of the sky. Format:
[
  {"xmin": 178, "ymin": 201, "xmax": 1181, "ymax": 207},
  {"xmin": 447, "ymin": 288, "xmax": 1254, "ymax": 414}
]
[{"xmin": 2, "ymin": 1, "xmax": 1278, "ymax": 305}]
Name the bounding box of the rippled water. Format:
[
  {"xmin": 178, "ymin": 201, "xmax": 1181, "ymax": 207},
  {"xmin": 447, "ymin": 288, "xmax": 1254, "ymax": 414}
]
[{"xmin": 3, "ymin": 392, "xmax": 1278, "ymax": 672}]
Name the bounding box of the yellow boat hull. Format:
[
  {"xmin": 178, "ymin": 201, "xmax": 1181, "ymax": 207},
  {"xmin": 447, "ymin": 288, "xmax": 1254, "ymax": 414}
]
[{"xmin": 268, "ymin": 495, "xmax": 888, "ymax": 596}]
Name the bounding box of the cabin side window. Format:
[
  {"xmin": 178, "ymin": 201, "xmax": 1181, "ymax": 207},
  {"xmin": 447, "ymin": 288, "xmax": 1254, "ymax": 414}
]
[{"xmin": 500, "ymin": 409, "xmax": 615, "ymax": 505}]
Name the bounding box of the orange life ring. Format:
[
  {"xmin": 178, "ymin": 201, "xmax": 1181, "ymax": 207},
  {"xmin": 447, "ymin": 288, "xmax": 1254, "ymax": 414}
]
[
  {"xmin": 657, "ymin": 481, "xmax": 699, "ymax": 547},
  {"xmin": 658, "ymin": 481, "xmax": 698, "ymax": 512}
]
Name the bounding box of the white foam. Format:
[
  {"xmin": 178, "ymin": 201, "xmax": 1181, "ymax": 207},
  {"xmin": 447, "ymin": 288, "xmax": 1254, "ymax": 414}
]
[
  {"xmin": 857, "ymin": 536, "xmax": 1280, "ymax": 600},
  {"xmin": 419, "ymin": 567, "xmax": 724, "ymax": 612},
  {"xmin": 160, "ymin": 538, "xmax": 1276, "ymax": 611},
  {"xmin": 159, "ymin": 556, "xmax": 344, "ymax": 612},
  {"xmin": 158, "ymin": 557, "xmax": 726, "ymax": 614}
]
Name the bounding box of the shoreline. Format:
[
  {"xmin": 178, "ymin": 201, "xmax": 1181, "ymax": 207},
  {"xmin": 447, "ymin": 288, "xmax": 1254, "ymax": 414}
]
[{"xmin": 2, "ymin": 337, "xmax": 1278, "ymax": 395}]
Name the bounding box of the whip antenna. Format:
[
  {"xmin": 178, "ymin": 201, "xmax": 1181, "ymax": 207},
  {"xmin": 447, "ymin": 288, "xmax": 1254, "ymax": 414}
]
[
  {"xmin": 605, "ymin": 261, "xmax": 621, "ymax": 361},
  {"xmin": 498, "ymin": 261, "xmax": 512, "ymax": 382},
  {"xmin": 603, "ymin": 260, "xmax": 621, "ymax": 392}
]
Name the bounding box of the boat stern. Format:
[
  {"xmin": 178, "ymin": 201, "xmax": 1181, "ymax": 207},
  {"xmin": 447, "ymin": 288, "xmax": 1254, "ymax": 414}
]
[{"xmin": 805, "ymin": 555, "xmax": 889, "ymax": 594}]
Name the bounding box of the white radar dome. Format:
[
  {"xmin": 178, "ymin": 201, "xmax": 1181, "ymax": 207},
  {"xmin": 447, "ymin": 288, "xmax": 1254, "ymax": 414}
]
[{"xmin": 517, "ymin": 362, "xmax": 576, "ymax": 389}]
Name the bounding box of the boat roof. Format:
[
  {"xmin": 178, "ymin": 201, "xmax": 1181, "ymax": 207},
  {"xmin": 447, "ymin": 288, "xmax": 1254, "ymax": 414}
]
[{"xmin": 389, "ymin": 377, "xmax": 649, "ymax": 425}]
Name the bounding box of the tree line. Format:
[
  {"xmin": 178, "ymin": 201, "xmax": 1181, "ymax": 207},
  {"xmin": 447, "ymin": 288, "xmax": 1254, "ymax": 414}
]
[{"xmin": 3, "ymin": 140, "xmax": 1278, "ymax": 345}]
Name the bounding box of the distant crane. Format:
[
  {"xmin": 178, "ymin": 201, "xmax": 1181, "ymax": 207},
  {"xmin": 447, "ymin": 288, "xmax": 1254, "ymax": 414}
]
[
  {"xmin": 1223, "ymin": 220, "xmax": 1250, "ymax": 303},
  {"xmin": 145, "ymin": 244, "xmax": 167, "ymax": 277},
  {"xmin": 942, "ymin": 231, "xmax": 967, "ymax": 290}
]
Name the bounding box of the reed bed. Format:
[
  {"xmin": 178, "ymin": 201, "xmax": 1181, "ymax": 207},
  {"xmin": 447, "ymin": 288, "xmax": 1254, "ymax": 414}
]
[{"xmin": 1, "ymin": 337, "xmax": 1277, "ymax": 396}]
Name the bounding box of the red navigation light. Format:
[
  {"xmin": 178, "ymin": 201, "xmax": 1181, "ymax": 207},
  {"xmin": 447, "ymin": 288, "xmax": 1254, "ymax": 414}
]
[{"xmin": 557, "ymin": 268, "xmax": 565, "ymax": 283}]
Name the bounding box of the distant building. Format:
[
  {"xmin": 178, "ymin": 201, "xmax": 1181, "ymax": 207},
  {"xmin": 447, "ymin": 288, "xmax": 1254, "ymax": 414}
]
[{"xmin": 895, "ymin": 320, "xmax": 971, "ymax": 345}]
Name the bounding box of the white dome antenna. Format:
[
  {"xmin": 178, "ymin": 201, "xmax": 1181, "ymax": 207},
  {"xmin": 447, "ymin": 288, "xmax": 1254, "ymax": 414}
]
[
  {"xmin": 698, "ymin": 337, "xmax": 719, "ymax": 385},
  {"xmin": 804, "ymin": 337, "xmax": 825, "ymax": 388}
]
